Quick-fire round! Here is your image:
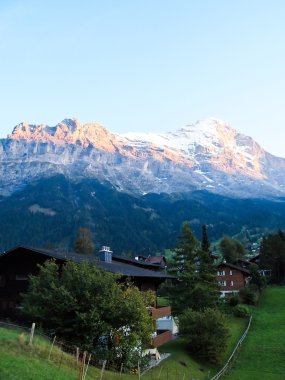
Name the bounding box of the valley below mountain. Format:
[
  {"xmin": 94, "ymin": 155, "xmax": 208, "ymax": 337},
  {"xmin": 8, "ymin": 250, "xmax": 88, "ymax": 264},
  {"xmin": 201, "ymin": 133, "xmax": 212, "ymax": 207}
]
[{"xmin": 1, "ymin": 175, "xmax": 285, "ymax": 253}]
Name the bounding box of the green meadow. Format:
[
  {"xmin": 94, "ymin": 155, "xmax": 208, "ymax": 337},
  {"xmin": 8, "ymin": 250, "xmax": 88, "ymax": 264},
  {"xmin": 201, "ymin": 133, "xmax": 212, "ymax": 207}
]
[
  {"xmin": 0, "ymin": 314, "xmax": 247, "ymax": 380},
  {"xmin": 0, "ymin": 326, "xmax": 137, "ymax": 380},
  {"xmin": 224, "ymin": 286, "xmax": 285, "ymax": 380}
]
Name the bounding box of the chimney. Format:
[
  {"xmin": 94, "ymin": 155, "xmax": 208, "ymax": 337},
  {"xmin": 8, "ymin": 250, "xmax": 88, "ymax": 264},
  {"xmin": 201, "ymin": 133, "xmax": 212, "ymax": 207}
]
[{"xmin": 99, "ymin": 246, "xmax": 113, "ymax": 263}]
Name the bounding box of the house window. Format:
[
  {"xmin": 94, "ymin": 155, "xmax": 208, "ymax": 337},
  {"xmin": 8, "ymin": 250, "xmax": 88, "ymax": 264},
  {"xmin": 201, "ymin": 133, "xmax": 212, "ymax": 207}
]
[
  {"xmin": 230, "ymin": 270, "xmax": 233, "ymax": 276},
  {"xmin": 219, "ymin": 281, "xmax": 226, "ymax": 287},
  {"xmin": 217, "ymin": 270, "xmax": 225, "ymax": 276},
  {"xmin": 15, "ymin": 275, "xmax": 28, "ymax": 281},
  {"xmin": 230, "ymin": 281, "xmax": 234, "ymax": 286}
]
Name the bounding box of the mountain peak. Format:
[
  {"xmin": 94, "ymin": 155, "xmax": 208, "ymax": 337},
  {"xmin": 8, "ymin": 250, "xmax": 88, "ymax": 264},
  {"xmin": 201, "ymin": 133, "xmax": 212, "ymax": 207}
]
[
  {"xmin": 187, "ymin": 117, "xmax": 230, "ymax": 127},
  {"xmin": 60, "ymin": 118, "xmax": 81, "ymax": 131},
  {"xmin": 181, "ymin": 117, "xmax": 236, "ymax": 137},
  {"xmin": 8, "ymin": 118, "xmax": 118, "ymax": 151},
  {"xmin": 2, "ymin": 116, "xmax": 285, "ymax": 198}
]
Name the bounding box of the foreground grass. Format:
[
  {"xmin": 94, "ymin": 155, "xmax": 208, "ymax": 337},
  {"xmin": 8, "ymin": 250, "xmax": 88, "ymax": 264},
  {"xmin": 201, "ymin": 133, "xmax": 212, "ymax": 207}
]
[
  {"xmin": 0, "ymin": 314, "xmax": 247, "ymax": 380},
  {"xmin": 0, "ymin": 328, "xmax": 74, "ymax": 380},
  {"xmin": 224, "ymin": 286, "xmax": 285, "ymax": 380},
  {"xmin": 0, "ymin": 327, "xmax": 136, "ymax": 380},
  {"xmin": 143, "ymin": 316, "xmax": 247, "ymax": 380}
]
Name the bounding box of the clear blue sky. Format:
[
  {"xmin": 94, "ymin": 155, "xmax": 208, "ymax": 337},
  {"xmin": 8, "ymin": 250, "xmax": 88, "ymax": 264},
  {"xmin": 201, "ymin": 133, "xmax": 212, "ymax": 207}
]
[{"xmin": 0, "ymin": 0, "xmax": 285, "ymax": 156}]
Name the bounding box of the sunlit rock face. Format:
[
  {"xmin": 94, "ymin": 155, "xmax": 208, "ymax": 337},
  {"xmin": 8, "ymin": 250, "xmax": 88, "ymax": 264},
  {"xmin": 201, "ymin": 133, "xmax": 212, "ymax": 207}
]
[{"xmin": 1, "ymin": 117, "xmax": 285, "ymax": 198}]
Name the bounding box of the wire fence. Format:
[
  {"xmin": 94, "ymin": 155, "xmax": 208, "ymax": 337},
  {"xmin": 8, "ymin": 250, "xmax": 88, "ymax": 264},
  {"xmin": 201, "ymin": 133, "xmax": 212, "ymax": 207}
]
[
  {"xmin": 0, "ymin": 320, "xmax": 117, "ymax": 379},
  {"xmin": 0, "ymin": 317, "xmax": 252, "ymax": 380},
  {"xmin": 0, "ymin": 320, "xmax": 160, "ymax": 379},
  {"xmin": 209, "ymin": 315, "xmax": 252, "ymax": 380}
]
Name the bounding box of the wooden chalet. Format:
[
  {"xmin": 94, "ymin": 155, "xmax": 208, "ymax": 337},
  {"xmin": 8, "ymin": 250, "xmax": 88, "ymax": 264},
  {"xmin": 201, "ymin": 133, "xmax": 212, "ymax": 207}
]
[
  {"xmin": 0, "ymin": 245, "xmax": 174, "ymax": 348},
  {"xmin": 217, "ymin": 262, "xmax": 251, "ymax": 297}
]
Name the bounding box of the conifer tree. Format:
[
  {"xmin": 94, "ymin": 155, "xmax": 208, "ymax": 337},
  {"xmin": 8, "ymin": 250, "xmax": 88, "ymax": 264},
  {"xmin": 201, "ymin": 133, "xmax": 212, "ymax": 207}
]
[
  {"xmin": 167, "ymin": 222, "xmax": 219, "ymax": 315},
  {"xmin": 167, "ymin": 222, "xmax": 199, "ymax": 315},
  {"xmin": 194, "ymin": 248, "xmax": 220, "ymax": 309},
  {"xmin": 201, "ymin": 224, "xmax": 210, "ymax": 253}
]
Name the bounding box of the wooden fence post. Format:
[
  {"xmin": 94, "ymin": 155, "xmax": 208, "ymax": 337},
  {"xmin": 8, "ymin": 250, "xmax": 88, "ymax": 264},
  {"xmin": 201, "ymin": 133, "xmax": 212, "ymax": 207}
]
[
  {"xmin": 99, "ymin": 360, "xmax": 106, "ymax": 380},
  {"xmin": 76, "ymin": 347, "xmax": 80, "ymax": 365},
  {"xmin": 29, "ymin": 323, "xmax": 35, "ymax": 346},
  {"xmin": 82, "ymin": 353, "xmax": 91, "ymax": 380},
  {"xmin": 78, "ymin": 351, "xmax": 86, "ymax": 380},
  {"xmin": 48, "ymin": 335, "xmax": 56, "ymax": 361}
]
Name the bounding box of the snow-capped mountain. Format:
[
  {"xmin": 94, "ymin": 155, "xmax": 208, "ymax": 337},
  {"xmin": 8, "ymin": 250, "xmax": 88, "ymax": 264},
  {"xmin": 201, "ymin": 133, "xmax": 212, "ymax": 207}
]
[{"xmin": 1, "ymin": 117, "xmax": 285, "ymax": 198}]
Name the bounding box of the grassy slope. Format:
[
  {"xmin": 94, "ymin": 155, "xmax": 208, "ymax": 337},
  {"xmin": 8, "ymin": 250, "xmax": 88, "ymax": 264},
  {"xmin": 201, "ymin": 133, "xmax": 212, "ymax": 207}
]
[
  {"xmin": 0, "ymin": 327, "xmax": 136, "ymax": 380},
  {"xmin": 225, "ymin": 287, "xmax": 285, "ymax": 380},
  {"xmin": 143, "ymin": 316, "xmax": 247, "ymax": 380},
  {"xmin": 0, "ymin": 315, "xmax": 247, "ymax": 380}
]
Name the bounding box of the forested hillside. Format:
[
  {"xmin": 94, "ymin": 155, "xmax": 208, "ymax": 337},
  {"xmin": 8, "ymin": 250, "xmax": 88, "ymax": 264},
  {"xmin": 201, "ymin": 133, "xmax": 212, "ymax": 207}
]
[{"xmin": 1, "ymin": 175, "xmax": 285, "ymax": 254}]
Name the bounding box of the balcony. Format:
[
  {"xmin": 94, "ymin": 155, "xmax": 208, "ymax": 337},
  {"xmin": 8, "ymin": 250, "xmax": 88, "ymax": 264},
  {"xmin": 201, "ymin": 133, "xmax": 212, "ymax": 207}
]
[
  {"xmin": 152, "ymin": 330, "xmax": 172, "ymax": 348},
  {"xmin": 150, "ymin": 306, "xmax": 171, "ymax": 319}
]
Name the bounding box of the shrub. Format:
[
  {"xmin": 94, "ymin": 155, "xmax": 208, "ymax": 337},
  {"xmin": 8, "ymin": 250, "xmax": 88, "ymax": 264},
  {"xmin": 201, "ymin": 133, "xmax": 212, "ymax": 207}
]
[
  {"xmin": 234, "ymin": 304, "xmax": 250, "ymax": 318},
  {"xmin": 228, "ymin": 295, "xmax": 239, "ymax": 307},
  {"xmin": 239, "ymin": 286, "xmax": 258, "ymax": 305},
  {"xmin": 179, "ymin": 307, "xmax": 229, "ymax": 363}
]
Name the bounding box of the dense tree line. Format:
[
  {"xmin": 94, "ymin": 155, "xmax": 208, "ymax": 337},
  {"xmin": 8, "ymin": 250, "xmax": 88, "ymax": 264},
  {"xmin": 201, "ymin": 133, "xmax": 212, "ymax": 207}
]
[
  {"xmin": 260, "ymin": 230, "xmax": 285, "ymax": 283},
  {"xmin": 1, "ymin": 175, "xmax": 285, "ymax": 253}
]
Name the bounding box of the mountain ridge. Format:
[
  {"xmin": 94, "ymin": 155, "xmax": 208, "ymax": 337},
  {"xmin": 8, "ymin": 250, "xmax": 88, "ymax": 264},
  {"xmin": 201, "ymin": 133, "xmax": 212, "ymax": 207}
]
[{"xmin": 2, "ymin": 117, "xmax": 285, "ymax": 198}]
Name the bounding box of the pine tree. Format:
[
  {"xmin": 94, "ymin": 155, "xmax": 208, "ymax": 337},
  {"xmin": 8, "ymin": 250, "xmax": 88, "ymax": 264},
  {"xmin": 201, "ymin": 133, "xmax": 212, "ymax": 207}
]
[
  {"xmin": 188, "ymin": 225, "xmax": 219, "ymax": 310},
  {"xmin": 201, "ymin": 224, "xmax": 210, "ymax": 253},
  {"xmin": 172, "ymin": 222, "xmax": 199, "ymax": 273},
  {"xmin": 193, "ymin": 248, "xmax": 220, "ymax": 309},
  {"xmin": 167, "ymin": 222, "xmax": 199, "ymax": 315},
  {"xmin": 167, "ymin": 222, "xmax": 219, "ymax": 315}
]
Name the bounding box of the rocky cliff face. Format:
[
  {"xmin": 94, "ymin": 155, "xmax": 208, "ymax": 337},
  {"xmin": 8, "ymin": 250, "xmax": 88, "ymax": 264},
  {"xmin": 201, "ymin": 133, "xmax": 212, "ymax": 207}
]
[{"xmin": 1, "ymin": 117, "xmax": 285, "ymax": 198}]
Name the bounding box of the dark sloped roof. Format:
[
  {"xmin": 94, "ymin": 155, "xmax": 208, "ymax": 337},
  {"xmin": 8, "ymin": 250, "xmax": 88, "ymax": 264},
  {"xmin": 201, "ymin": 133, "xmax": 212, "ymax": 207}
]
[
  {"xmin": 111, "ymin": 255, "xmax": 163, "ymax": 270},
  {"xmin": 218, "ymin": 261, "xmax": 251, "ymax": 275},
  {"xmin": 1, "ymin": 246, "xmax": 175, "ymax": 279},
  {"xmin": 145, "ymin": 256, "xmax": 166, "ymax": 265}
]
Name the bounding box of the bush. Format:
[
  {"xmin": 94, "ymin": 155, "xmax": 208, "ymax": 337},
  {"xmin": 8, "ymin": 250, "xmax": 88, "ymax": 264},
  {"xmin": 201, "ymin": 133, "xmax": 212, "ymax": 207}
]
[
  {"xmin": 239, "ymin": 286, "xmax": 258, "ymax": 305},
  {"xmin": 228, "ymin": 295, "xmax": 239, "ymax": 307},
  {"xmin": 234, "ymin": 304, "xmax": 250, "ymax": 318},
  {"xmin": 179, "ymin": 308, "xmax": 229, "ymax": 363}
]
